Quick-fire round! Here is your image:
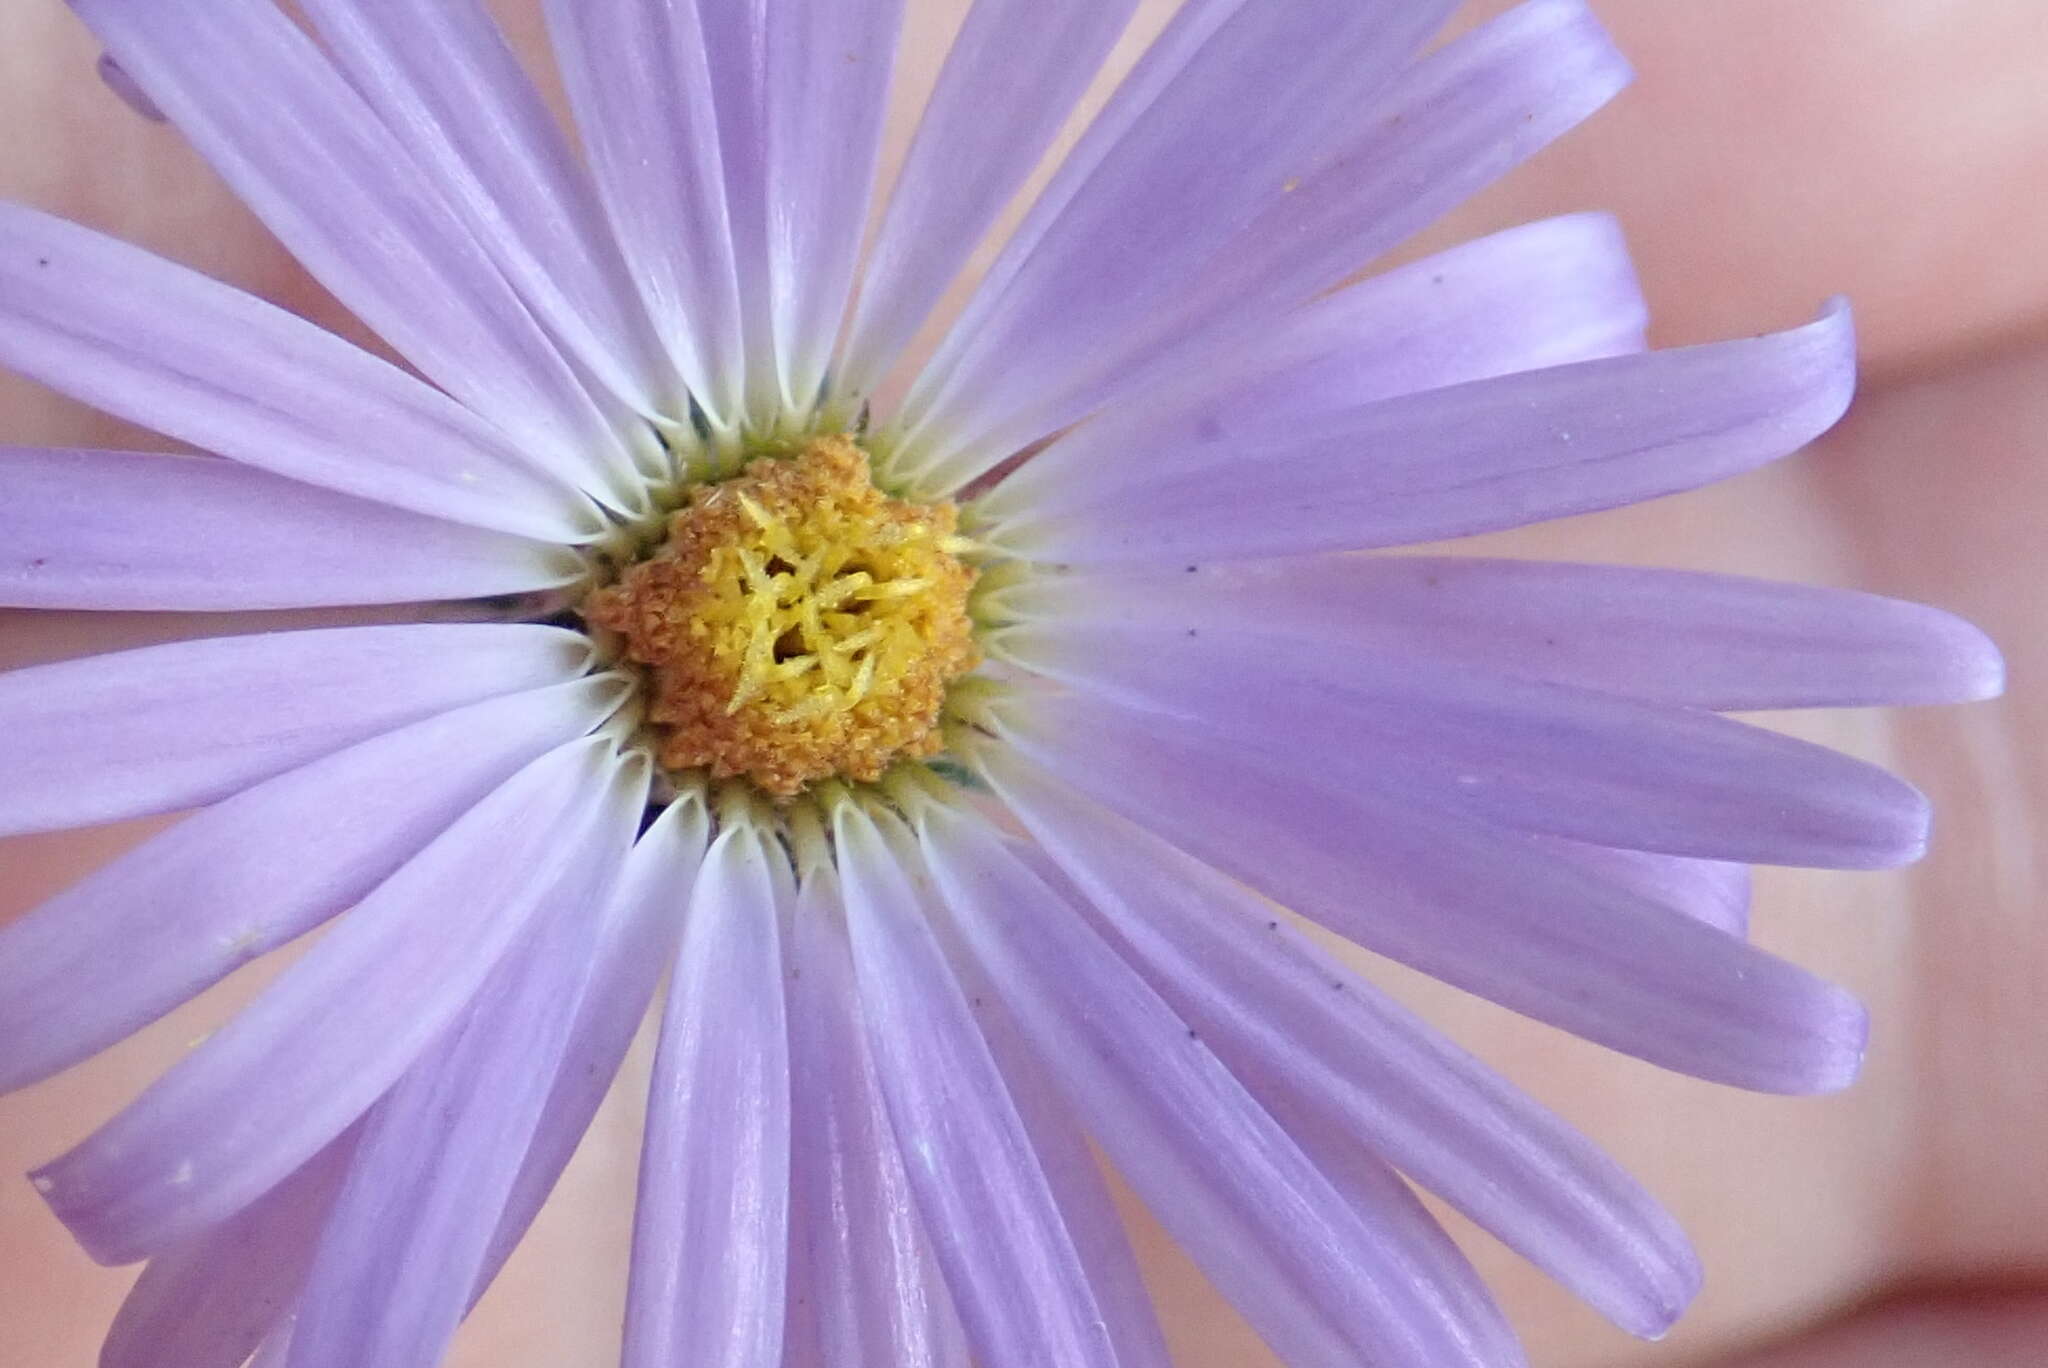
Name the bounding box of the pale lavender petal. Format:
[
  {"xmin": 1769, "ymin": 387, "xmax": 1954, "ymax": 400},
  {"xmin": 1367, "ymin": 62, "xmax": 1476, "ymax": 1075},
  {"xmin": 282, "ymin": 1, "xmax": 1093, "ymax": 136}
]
[
  {"xmin": 784, "ymin": 863, "xmax": 971, "ymax": 1368},
  {"xmin": 830, "ymin": 0, "xmax": 1140, "ymax": 405},
  {"xmin": 544, "ymin": 0, "xmax": 746, "ymax": 427},
  {"xmin": 996, "ymin": 303, "xmax": 1856, "ymax": 562},
  {"xmin": 74, "ymin": 0, "xmax": 636, "ymax": 496},
  {"xmin": 891, "ymin": 0, "xmax": 1456, "ymax": 489},
  {"xmin": 761, "ymin": 0, "xmax": 905, "ymax": 414},
  {"xmin": 0, "ymin": 623, "xmax": 592, "ymax": 838},
  {"xmin": 984, "ymin": 212, "xmax": 1646, "ymax": 519},
  {"xmin": 1543, "ymin": 841, "xmax": 1750, "ymax": 939},
  {"xmin": 298, "ymin": 0, "xmax": 673, "ymax": 420},
  {"xmin": 0, "ymin": 204, "xmax": 599, "ymax": 539},
  {"xmin": 913, "ymin": 798, "xmax": 1519, "ymax": 1368},
  {"xmin": 623, "ymin": 821, "xmax": 791, "ymax": 1368},
  {"xmin": 693, "ymin": 1, "xmax": 778, "ymax": 419},
  {"xmin": 0, "ymin": 447, "xmax": 581, "ymax": 611},
  {"xmin": 979, "ymin": 756, "xmax": 1700, "ymax": 1337},
  {"xmin": 992, "ymin": 552, "xmax": 2001, "ymax": 711},
  {"xmin": 0, "ymin": 676, "xmax": 624, "ymax": 1094},
  {"xmin": 470, "ymin": 794, "xmax": 712, "ymax": 1299},
  {"xmin": 288, "ymin": 754, "xmax": 643, "ymax": 1368},
  {"xmin": 987, "ymin": 693, "xmax": 1870, "ymax": 1093},
  {"xmin": 1003, "ymin": 619, "xmax": 1928, "ymax": 869},
  {"xmin": 100, "ymin": 1129, "xmax": 359, "ymax": 1368},
  {"xmin": 832, "ymin": 803, "xmax": 1116, "ymax": 1368},
  {"xmin": 32, "ymin": 738, "xmax": 627, "ymax": 1264},
  {"xmin": 1131, "ymin": 0, "xmax": 1634, "ymax": 433}
]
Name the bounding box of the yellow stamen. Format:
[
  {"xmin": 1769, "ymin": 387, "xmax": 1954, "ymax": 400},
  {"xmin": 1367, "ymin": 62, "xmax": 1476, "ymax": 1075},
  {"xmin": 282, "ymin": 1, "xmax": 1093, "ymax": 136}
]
[{"xmin": 585, "ymin": 435, "xmax": 980, "ymax": 799}]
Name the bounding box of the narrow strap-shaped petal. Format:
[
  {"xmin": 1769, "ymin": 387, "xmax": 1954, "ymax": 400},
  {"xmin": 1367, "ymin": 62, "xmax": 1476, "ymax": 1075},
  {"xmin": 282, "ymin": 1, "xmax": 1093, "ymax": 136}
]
[
  {"xmin": 0, "ymin": 676, "xmax": 624, "ymax": 1095},
  {"xmin": 979, "ymin": 754, "xmax": 1701, "ymax": 1338},
  {"xmin": 0, "ymin": 204, "xmax": 598, "ymax": 540},
  {"xmin": 1538, "ymin": 839, "xmax": 1751, "ymax": 939},
  {"xmin": 32, "ymin": 738, "xmax": 625, "ymax": 1264},
  {"xmin": 833, "ymin": 802, "xmax": 1116, "ymax": 1368},
  {"xmin": 995, "ymin": 303, "xmax": 1856, "ymax": 562},
  {"xmin": 760, "ymin": 0, "xmax": 905, "ymax": 417},
  {"xmin": 912, "ymin": 796, "xmax": 1520, "ymax": 1368},
  {"xmin": 1101, "ymin": 0, "xmax": 1633, "ymax": 448},
  {"xmin": 0, "ymin": 623, "xmax": 593, "ymax": 838},
  {"xmin": 983, "ymin": 694, "xmax": 1869, "ymax": 1094},
  {"xmin": 297, "ymin": 0, "xmax": 673, "ymax": 421},
  {"xmin": 287, "ymin": 753, "xmax": 643, "ymax": 1368},
  {"xmin": 890, "ymin": 0, "xmax": 1456, "ymax": 492},
  {"xmin": 473, "ymin": 793, "xmax": 713, "ymax": 1300},
  {"xmin": 990, "ymin": 553, "xmax": 2002, "ymax": 711},
  {"xmin": 623, "ymin": 821, "xmax": 792, "ymax": 1368},
  {"xmin": 983, "ymin": 212, "xmax": 1646, "ymax": 520},
  {"xmin": 0, "ymin": 446, "xmax": 581, "ymax": 611},
  {"xmin": 99, "ymin": 1129, "xmax": 357, "ymax": 1368},
  {"xmin": 1002, "ymin": 619, "xmax": 1928, "ymax": 869},
  {"xmin": 544, "ymin": 0, "xmax": 746, "ymax": 428},
  {"xmin": 829, "ymin": 0, "xmax": 1141, "ymax": 407},
  {"xmin": 74, "ymin": 0, "xmax": 641, "ymax": 499},
  {"xmin": 785, "ymin": 864, "xmax": 971, "ymax": 1368}
]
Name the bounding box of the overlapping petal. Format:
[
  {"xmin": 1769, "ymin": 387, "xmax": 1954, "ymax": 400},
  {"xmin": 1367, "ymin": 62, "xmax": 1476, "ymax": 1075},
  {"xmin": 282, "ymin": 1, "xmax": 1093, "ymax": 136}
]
[
  {"xmin": 833, "ymin": 803, "xmax": 1117, "ymax": 1368},
  {"xmin": 0, "ymin": 676, "xmax": 624, "ymax": 1094},
  {"xmin": 0, "ymin": 624, "xmax": 594, "ymax": 838},
  {"xmin": 73, "ymin": 0, "xmax": 638, "ymax": 499},
  {"xmin": 0, "ymin": 205, "xmax": 598, "ymax": 540},
  {"xmin": 979, "ymin": 753, "xmax": 1702, "ymax": 1337},
  {"xmin": 830, "ymin": 0, "xmax": 1141, "ymax": 405},
  {"xmin": 623, "ymin": 821, "xmax": 792, "ymax": 1368},
  {"xmin": 913, "ymin": 795, "xmax": 1521, "ymax": 1368},
  {"xmin": 988, "ymin": 689, "xmax": 1870, "ymax": 1093},
  {"xmin": 31, "ymin": 739, "xmax": 635, "ymax": 1264},
  {"xmin": 993, "ymin": 302, "xmax": 1855, "ymax": 562},
  {"xmin": 287, "ymin": 755, "xmax": 639, "ymax": 1368},
  {"xmin": 784, "ymin": 863, "xmax": 971, "ymax": 1368}
]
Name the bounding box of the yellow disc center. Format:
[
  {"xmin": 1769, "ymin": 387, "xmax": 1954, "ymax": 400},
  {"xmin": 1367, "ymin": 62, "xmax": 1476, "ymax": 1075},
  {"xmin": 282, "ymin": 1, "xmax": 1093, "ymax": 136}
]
[{"xmin": 586, "ymin": 435, "xmax": 980, "ymax": 798}]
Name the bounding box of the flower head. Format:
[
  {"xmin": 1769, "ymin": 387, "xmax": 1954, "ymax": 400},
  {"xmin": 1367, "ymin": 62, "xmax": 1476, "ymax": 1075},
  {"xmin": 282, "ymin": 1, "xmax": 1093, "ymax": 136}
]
[{"xmin": 0, "ymin": 2, "xmax": 2003, "ymax": 1367}]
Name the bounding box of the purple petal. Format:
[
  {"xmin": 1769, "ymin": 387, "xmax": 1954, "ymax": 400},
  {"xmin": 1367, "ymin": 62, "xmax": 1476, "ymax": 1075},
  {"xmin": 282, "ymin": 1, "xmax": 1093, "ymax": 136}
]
[
  {"xmin": 543, "ymin": 0, "xmax": 746, "ymax": 427},
  {"xmin": 980, "ymin": 755, "xmax": 1701, "ymax": 1337},
  {"xmin": 986, "ymin": 694, "xmax": 1871, "ymax": 1093},
  {"xmin": 623, "ymin": 820, "xmax": 792, "ymax": 1368},
  {"xmin": 985, "ymin": 212, "xmax": 1646, "ymax": 519},
  {"xmin": 1004, "ymin": 619, "xmax": 1928, "ymax": 869},
  {"xmin": 784, "ymin": 864, "xmax": 971, "ymax": 1368},
  {"xmin": 31, "ymin": 738, "xmax": 634, "ymax": 1264},
  {"xmin": 0, "ymin": 204, "xmax": 599, "ymax": 539},
  {"xmin": 892, "ymin": 0, "xmax": 1456, "ymax": 491},
  {"xmin": 832, "ymin": 802, "xmax": 1116, "ymax": 1368},
  {"xmin": 100, "ymin": 1129, "xmax": 357, "ymax": 1368},
  {"xmin": 0, "ymin": 446, "xmax": 581, "ymax": 611},
  {"xmin": 1141, "ymin": 0, "xmax": 1633, "ymax": 419},
  {"xmin": 474, "ymin": 792, "xmax": 712, "ymax": 1299},
  {"xmin": 0, "ymin": 676, "xmax": 623, "ymax": 1094},
  {"xmin": 296, "ymin": 0, "xmax": 672, "ymax": 423},
  {"xmin": 0, "ymin": 623, "xmax": 593, "ymax": 838},
  {"xmin": 913, "ymin": 797, "xmax": 1520, "ymax": 1368},
  {"xmin": 760, "ymin": 0, "xmax": 905, "ymax": 414},
  {"xmin": 1543, "ymin": 840, "xmax": 1751, "ymax": 939},
  {"xmin": 73, "ymin": 0, "xmax": 636, "ymax": 497},
  {"xmin": 287, "ymin": 756, "xmax": 642, "ymax": 1368},
  {"xmin": 830, "ymin": 0, "xmax": 1141, "ymax": 406},
  {"xmin": 991, "ymin": 553, "xmax": 2002, "ymax": 711},
  {"xmin": 997, "ymin": 302, "xmax": 1855, "ymax": 562}
]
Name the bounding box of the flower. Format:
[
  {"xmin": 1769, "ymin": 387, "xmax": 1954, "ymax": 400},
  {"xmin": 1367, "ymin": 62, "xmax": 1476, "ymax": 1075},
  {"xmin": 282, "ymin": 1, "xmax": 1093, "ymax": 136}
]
[{"xmin": 0, "ymin": 0, "xmax": 2004, "ymax": 1366}]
